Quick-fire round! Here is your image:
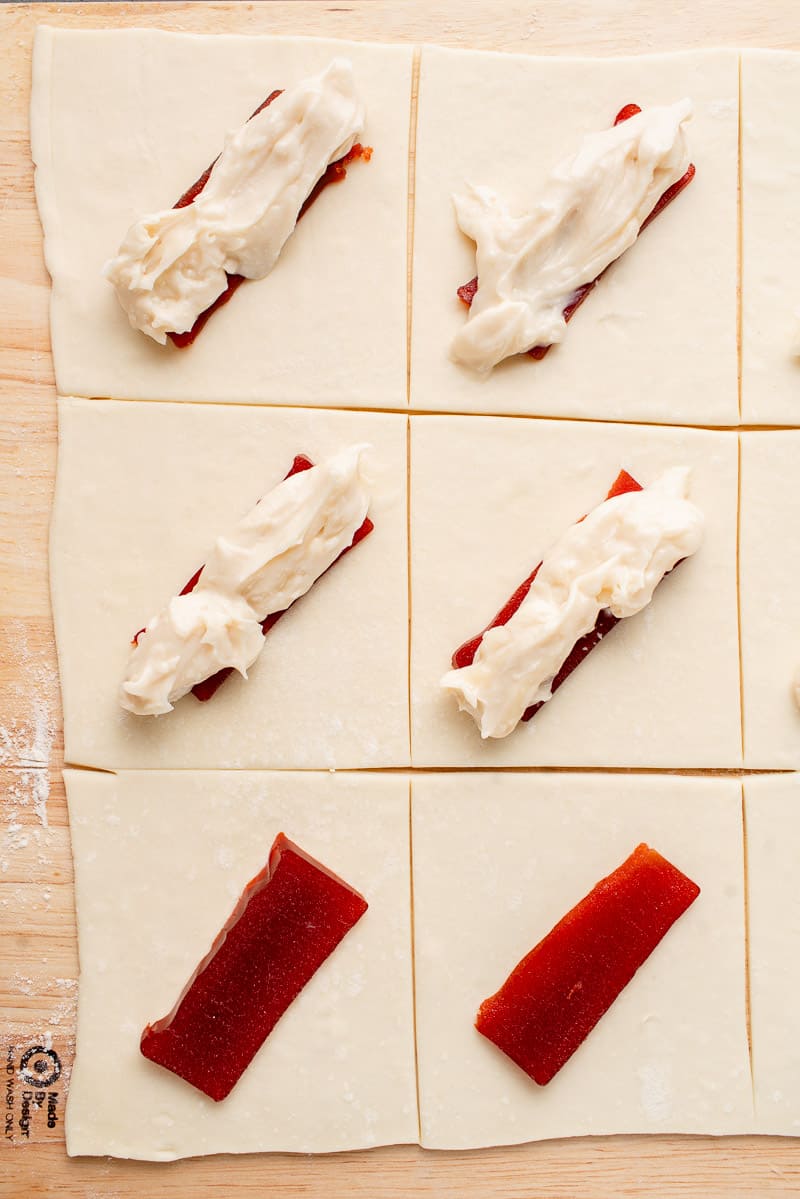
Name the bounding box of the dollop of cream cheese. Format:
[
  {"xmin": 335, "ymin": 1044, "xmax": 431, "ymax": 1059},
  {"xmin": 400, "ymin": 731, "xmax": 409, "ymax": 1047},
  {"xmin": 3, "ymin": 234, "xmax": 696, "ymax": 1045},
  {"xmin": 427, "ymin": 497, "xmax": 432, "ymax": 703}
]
[
  {"xmin": 440, "ymin": 467, "xmax": 704, "ymax": 739},
  {"xmin": 105, "ymin": 59, "xmax": 365, "ymax": 343},
  {"xmin": 451, "ymin": 99, "xmax": 693, "ymax": 373},
  {"xmin": 121, "ymin": 444, "xmax": 372, "ymax": 716}
]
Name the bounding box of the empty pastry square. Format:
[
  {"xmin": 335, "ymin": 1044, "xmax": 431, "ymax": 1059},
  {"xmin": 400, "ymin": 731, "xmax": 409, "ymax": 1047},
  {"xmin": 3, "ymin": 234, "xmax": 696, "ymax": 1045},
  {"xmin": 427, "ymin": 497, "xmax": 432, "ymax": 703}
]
[
  {"xmin": 411, "ymin": 47, "xmax": 738, "ymax": 425},
  {"xmin": 412, "ymin": 772, "xmax": 751, "ymax": 1149},
  {"xmin": 31, "ymin": 28, "xmax": 411, "ymax": 407},
  {"xmin": 410, "ymin": 415, "xmax": 741, "ymax": 767},
  {"xmin": 64, "ymin": 769, "xmax": 416, "ymax": 1159},
  {"xmin": 745, "ymin": 774, "xmax": 800, "ymax": 1135},
  {"xmin": 52, "ymin": 398, "xmax": 409, "ymax": 769},
  {"xmin": 741, "ymin": 52, "xmax": 800, "ymax": 425},
  {"xmin": 740, "ymin": 433, "xmax": 800, "ymax": 766}
]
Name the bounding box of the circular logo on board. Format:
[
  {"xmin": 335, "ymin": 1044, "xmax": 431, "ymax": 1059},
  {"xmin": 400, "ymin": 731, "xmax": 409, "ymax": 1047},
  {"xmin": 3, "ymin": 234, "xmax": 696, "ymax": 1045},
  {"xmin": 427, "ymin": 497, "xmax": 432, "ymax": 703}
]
[{"xmin": 19, "ymin": 1046, "xmax": 62, "ymax": 1088}]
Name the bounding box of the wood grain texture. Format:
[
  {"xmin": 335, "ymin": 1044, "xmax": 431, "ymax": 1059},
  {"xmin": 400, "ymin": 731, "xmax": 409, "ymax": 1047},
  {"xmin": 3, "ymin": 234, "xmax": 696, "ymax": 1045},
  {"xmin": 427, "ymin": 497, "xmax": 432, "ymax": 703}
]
[{"xmin": 2, "ymin": 2, "xmax": 800, "ymax": 1195}]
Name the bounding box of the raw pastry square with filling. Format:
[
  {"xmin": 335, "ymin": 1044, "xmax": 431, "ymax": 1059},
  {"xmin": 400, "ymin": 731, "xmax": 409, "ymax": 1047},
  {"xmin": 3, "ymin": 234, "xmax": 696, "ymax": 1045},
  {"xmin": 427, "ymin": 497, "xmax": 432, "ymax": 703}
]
[
  {"xmin": 741, "ymin": 51, "xmax": 800, "ymax": 424},
  {"xmin": 31, "ymin": 28, "xmax": 411, "ymax": 407},
  {"xmin": 410, "ymin": 47, "xmax": 738, "ymax": 425},
  {"xmin": 51, "ymin": 398, "xmax": 409, "ymax": 769},
  {"xmin": 412, "ymin": 772, "xmax": 751, "ymax": 1149},
  {"xmin": 744, "ymin": 773, "xmax": 800, "ymax": 1135},
  {"xmin": 739, "ymin": 432, "xmax": 800, "ymax": 766},
  {"xmin": 64, "ymin": 769, "xmax": 417, "ymax": 1159},
  {"xmin": 410, "ymin": 415, "xmax": 741, "ymax": 767}
]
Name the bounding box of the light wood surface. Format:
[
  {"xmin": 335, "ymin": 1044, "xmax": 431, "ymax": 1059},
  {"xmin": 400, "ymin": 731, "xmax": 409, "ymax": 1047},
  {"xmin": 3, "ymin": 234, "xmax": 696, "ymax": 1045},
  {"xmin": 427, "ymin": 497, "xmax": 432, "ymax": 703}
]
[{"xmin": 2, "ymin": 2, "xmax": 800, "ymax": 1195}]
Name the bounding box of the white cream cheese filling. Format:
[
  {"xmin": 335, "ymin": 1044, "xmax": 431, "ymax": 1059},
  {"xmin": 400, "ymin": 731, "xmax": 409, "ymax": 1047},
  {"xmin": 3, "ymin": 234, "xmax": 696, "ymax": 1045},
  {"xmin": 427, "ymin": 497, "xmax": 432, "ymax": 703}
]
[
  {"xmin": 121, "ymin": 444, "xmax": 372, "ymax": 716},
  {"xmin": 105, "ymin": 59, "xmax": 365, "ymax": 343},
  {"xmin": 450, "ymin": 99, "xmax": 693, "ymax": 373},
  {"xmin": 441, "ymin": 467, "xmax": 704, "ymax": 739}
]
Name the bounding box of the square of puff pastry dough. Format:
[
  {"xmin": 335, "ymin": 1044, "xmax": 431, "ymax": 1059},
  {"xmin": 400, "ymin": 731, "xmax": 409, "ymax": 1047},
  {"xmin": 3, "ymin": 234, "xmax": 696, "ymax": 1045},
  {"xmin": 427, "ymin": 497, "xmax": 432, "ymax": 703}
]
[
  {"xmin": 412, "ymin": 771, "xmax": 752, "ymax": 1149},
  {"xmin": 31, "ymin": 28, "xmax": 411, "ymax": 408},
  {"xmin": 741, "ymin": 52, "xmax": 800, "ymax": 425},
  {"xmin": 64, "ymin": 769, "xmax": 417, "ymax": 1160},
  {"xmin": 52, "ymin": 398, "xmax": 409, "ymax": 770},
  {"xmin": 744, "ymin": 774, "xmax": 800, "ymax": 1135},
  {"xmin": 411, "ymin": 46, "xmax": 738, "ymax": 425},
  {"xmin": 740, "ymin": 433, "xmax": 800, "ymax": 766},
  {"xmin": 410, "ymin": 415, "xmax": 741, "ymax": 768}
]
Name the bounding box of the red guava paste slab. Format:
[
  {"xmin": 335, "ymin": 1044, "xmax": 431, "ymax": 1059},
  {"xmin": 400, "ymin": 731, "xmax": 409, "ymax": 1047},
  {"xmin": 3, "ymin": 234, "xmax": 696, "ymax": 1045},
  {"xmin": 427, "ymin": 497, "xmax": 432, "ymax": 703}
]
[
  {"xmin": 140, "ymin": 832, "xmax": 368, "ymax": 1101},
  {"xmin": 167, "ymin": 89, "xmax": 372, "ymax": 348},
  {"xmin": 475, "ymin": 842, "xmax": 700, "ymax": 1086},
  {"xmin": 452, "ymin": 469, "xmax": 642, "ymax": 722},
  {"xmin": 457, "ymin": 103, "xmax": 696, "ymax": 360},
  {"xmin": 131, "ymin": 453, "xmax": 374, "ymax": 703}
]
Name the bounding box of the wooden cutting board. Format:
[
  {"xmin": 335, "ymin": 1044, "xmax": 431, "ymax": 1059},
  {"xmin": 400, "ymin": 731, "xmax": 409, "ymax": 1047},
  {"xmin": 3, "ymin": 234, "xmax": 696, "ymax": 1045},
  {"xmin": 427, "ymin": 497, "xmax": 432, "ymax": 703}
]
[{"xmin": 2, "ymin": 2, "xmax": 799, "ymax": 1194}]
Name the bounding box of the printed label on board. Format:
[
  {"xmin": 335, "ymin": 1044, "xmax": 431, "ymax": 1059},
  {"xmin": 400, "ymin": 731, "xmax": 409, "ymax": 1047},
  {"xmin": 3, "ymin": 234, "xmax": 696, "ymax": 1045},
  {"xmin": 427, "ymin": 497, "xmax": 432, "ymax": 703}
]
[{"xmin": 4, "ymin": 1039, "xmax": 67, "ymax": 1145}]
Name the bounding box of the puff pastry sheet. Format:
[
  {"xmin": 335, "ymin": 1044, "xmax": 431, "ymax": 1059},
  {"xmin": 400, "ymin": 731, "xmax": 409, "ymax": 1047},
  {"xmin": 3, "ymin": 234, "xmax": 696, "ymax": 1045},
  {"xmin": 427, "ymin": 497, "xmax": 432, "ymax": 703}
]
[
  {"xmin": 64, "ymin": 769, "xmax": 417, "ymax": 1159},
  {"xmin": 411, "ymin": 47, "xmax": 739, "ymax": 425},
  {"xmin": 410, "ymin": 415, "xmax": 741, "ymax": 767},
  {"xmin": 412, "ymin": 772, "xmax": 752, "ymax": 1149},
  {"xmin": 740, "ymin": 432, "xmax": 800, "ymax": 766},
  {"xmin": 31, "ymin": 28, "xmax": 412, "ymax": 408},
  {"xmin": 51, "ymin": 398, "xmax": 410, "ymax": 769},
  {"xmin": 745, "ymin": 774, "xmax": 800, "ymax": 1135},
  {"xmin": 741, "ymin": 51, "xmax": 800, "ymax": 425}
]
